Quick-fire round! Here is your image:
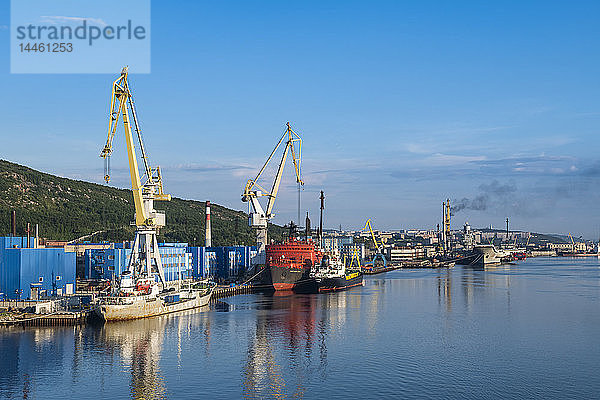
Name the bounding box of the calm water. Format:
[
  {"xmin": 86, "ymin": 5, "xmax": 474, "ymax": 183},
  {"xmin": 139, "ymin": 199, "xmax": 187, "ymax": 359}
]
[{"xmin": 2, "ymin": 257, "xmax": 600, "ymax": 399}]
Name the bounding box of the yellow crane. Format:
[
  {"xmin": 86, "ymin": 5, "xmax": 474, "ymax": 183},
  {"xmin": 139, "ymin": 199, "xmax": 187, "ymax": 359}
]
[
  {"xmin": 242, "ymin": 122, "xmax": 303, "ymax": 265},
  {"xmin": 346, "ymin": 246, "xmax": 362, "ymax": 269},
  {"xmin": 100, "ymin": 66, "xmax": 170, "ymax": 285},
  {"xmin": 568, "ymin": 233, "xmax": 576, "ymax": 253},
  {"xmin": 363, "ymin": 219, "xmax": 383, "ymax": 253},
  {"xmin": 361, "ymin": 219, "xmax": 388, "ymax": 269}
]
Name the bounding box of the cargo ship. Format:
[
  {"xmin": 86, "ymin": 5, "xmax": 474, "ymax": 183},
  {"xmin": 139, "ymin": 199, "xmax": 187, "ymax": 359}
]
[
  {"xmin": 92, "ymin": 273, "xmax": 214, "ymax": 322},
  {"xmin": 265, "ymin": 235, "xmax": 321, "ymax": 291}
]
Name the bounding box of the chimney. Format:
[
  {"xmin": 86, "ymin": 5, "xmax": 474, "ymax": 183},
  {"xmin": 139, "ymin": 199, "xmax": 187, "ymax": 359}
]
[
  {"xmin": 305, "ymin": 212, "xmax": 311, "ymax": 239},
  {"xmin": 35, "ymin": 224, "xmax": 39, "ymax": 249},
  {"xmin": 11, "ymin": 210, "xmax": 16, "ymax": 236},
  {"xmin": 319, "ymin": 191, "xmax": 325, "ymax": 247},
  {"xmin": 26, "ymin": 223, "xmax": 30, "ymax": 248},
  {"xmin": 205, "ymin": 201, "xmax": 212, "ymax": 247}
]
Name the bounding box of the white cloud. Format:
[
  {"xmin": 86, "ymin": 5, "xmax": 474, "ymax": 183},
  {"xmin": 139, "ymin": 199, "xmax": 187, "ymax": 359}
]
[
  {"xmin": 422, "ymin": 153, "xmax": 486, "ymax": 167},
  {"xmin": 40, "ymin": 16, "xmax": 108, "ymax": 27}
]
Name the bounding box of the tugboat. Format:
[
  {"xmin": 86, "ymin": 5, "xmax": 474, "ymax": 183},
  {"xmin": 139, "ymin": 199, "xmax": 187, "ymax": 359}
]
[
  {"xmin": 265, "ymin": 222, "xmax": 322, "ymax": 291},
  {"xmin": 299, "ymin": 252, "xmax": 363, "ymax": 293}
]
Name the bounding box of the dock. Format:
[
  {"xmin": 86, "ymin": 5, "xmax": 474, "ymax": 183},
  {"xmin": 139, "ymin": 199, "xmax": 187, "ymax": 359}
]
[
  {"xmin": 0, "ymin": 310, "xmax": 89, "ymax": 327},
  {"xmin": 211, "ymin": 284, "xmax": 272, "ymax": 301}
]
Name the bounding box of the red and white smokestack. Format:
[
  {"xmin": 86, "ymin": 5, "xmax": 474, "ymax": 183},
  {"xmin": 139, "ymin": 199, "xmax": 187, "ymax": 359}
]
[{"xmin": 205, "ymin": 201, "xmax": 212, "ymax": 247}]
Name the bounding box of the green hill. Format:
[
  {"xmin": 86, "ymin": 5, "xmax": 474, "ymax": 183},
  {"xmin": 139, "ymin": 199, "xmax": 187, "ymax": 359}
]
[{"xmin": 0, "ymin": 159, "xmax": 284, "ymax": 246}]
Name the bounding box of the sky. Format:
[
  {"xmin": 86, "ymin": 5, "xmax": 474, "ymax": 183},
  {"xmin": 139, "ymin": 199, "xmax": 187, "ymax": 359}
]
[{"xmin": 1, "ymin": 0, "xmax": 599, "ymax": 238}]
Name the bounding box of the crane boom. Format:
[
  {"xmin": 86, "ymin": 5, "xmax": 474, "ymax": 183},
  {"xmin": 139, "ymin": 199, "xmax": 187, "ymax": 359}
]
[
  {"xmin": 363, "ymin": 219, "xmax": 382, "ymax": 253},
  {"xmin": 100, "ymin": 67, "xmax": 171, "ymax": 226},
  {"xmin": 242, "ymin": 122, "xmax": 303, "ymax": 265}
]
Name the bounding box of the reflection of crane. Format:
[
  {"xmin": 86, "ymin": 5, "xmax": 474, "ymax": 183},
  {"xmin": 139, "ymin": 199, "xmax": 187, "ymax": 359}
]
[
  {"xmin": 242, "ymin": 122, "xmax": 303, "ymax": 265},
  {"xmin": 100, "ymin": 66, "xmax": 170, "ymax": 284}
]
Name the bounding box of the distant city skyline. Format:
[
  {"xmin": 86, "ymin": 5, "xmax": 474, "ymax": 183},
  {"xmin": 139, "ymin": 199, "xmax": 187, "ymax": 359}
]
[{"xmin": 1, "ymin": 1, "xmax": 599, "ymax": 238}]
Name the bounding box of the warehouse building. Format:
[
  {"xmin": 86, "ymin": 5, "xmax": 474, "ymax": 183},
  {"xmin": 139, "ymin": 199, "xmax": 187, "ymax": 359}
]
[
  {"xmin": 84, "ymin": 242, "xmax": 192, "ymax": 282},
  {"xmin": 188, "ymin": 246, "xmax": 257, "ymax": 280},
  {"xmin": 0, "ymin": 237, "xmax": 76, "ymax": 300}
]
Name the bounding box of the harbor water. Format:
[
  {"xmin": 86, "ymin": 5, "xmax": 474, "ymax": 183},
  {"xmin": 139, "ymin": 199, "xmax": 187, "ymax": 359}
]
[{"xmin": 2, "ymin": 257, "xmax": 600, "ymax": 399}]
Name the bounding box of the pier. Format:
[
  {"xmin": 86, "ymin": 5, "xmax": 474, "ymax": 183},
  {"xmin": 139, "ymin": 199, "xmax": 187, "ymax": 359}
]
[
  {"xmin": 211, "ymin": 284, "xmax": 272, "ymax": 301},
  {"xmin": 0, "ymin": 310, "xmax": 89, "ymax": 327}
]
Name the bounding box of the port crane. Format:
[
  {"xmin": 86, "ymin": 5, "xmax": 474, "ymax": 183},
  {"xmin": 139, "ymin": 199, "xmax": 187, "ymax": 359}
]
[
  {"xmin": 362, "ymin": 219, "xmax": 388, "ymax": 269},
  {"xmin": 568, "ymin": 233, "xmax": 576, "ymax": 253},
  {"xmin": 242, "ymin": 122, "xmax": 303, "ymax": 265},
  {"xmin": 100, "ymin": 66, "xmax": 171, "ymax": 286}
]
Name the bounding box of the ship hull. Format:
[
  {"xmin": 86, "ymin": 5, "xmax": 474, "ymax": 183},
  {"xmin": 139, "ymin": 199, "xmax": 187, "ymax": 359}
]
[
  {"xmin": 294, "ymin": 272, "xmax": 364, "ymax": 294},
  {"xmin": 318, "ymin": 272, "xmax": 363, "ymax": 293},
  {"xmin": 265, "ymin": 265, "xmax": 312, "ymax": 291},
  {"xmin": 92, "ymin": 289, "xmax": 213, "ymax": 322}
]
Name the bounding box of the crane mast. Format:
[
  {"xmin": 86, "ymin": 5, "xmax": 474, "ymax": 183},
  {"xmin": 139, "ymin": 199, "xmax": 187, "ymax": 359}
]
[
  {"xmin": 242, "ymin": 122, "xmax": 303, "ymax": 265},
  {"xmin": 99, "ymin": 66, "xmax": 171, "ymax": 286}
]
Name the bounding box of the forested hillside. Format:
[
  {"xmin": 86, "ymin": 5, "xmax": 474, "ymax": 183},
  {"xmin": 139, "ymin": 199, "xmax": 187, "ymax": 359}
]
[{"xmin": 0, "ymin": 160, "xmax": 284, "ymax": 245}]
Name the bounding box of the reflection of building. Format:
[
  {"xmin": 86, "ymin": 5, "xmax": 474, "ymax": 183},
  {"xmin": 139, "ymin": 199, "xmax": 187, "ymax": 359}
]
[{"xmin": 0, "ymin": 236, "xmax": 76, "ymax": 299}]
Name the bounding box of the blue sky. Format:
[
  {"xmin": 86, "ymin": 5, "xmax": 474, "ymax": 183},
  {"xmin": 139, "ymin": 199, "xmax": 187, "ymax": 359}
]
[{"xmin": 1, "ymin": 1, "xmax": 599, "ymax": 237}]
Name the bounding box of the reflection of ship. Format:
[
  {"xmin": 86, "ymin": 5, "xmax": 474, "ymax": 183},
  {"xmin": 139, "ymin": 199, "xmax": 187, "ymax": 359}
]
[
  {"xmin": 93, "ymin": 280, "xmax": 214, "ymax": 322},
  {"xmin": 265, "ymin": 234, "xmax": 321, "ymax": 291},
  {"xmin": 243, "ymin": 293, "xmax": 320, "ymax": 398},
  {"xmin": 297, "ymin": 253, "xmax": 364, "ymax": 293},
  {"xmin": 94, "ymin": 307, "xmax": 211, "ymax": 400}
]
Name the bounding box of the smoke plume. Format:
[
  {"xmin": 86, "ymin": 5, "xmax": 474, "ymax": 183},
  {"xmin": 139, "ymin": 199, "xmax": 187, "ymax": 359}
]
[{"xmin": 451, "ymin": 180, "xmax": 517, "ymax": 215}]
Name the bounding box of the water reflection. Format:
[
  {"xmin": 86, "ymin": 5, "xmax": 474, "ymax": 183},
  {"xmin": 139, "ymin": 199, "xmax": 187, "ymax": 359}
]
[
  {"xmin": 95, "ymin": 319, "xmax": 167, "ymax": 399},
  {"xmin": 243, "ymin": 293, "xmax": 318, "ymax": 399},
  {"xmin": 4, "ymin": 259, "xmax": 599, "ymax": 399},
  {"xmin": 239, "ymin": 290, "xmax": 363, "ymax": 399},
  {"xmin": 459, "ymin": 264, "xmax": 513, "ymax": 313},
  {"xmin": 437, "ymin": 268, "xmax": 452, "ymax": 312}
]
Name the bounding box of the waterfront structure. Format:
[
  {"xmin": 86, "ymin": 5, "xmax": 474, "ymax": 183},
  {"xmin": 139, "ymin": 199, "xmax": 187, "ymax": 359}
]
[
  {"xmin": 322, "ymin": 235, "xmax": 353, "ymax": 254},
  {"xmin": 85, "ymin": 242, "xmax": 193, "ymax": 282},
  {"xmin": 386, "ymin": 246, "xmax": 426, "ymax": 263},
  {"xmin": 188, "ymin": 246, "xmax": 257, "ymax": 280},
  {"xmin": 0, "ymin": 236, "xmax": 76, "ymax": 300}
]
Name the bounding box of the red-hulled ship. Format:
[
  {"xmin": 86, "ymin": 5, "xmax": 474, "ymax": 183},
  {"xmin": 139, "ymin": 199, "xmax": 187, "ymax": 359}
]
[{"xmin": 265, "ymin": 236, "xmax": 321, "ymax": 291}]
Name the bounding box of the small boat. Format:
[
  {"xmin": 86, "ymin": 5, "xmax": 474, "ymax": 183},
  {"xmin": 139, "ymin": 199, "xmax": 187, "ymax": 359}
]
[{"xmin": 92, "ymin": 272, "xmax": 214, "ymax": 322}]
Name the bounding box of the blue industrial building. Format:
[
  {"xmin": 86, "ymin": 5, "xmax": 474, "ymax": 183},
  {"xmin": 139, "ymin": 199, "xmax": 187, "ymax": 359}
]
[
  {"xmin": 188, "ymin": 246, "xmax": 256, "ymax": 280},
  {"xmin": 84, "ymin": 242, "xmax": 192, "ymax": 282},
  {"xmin": 87, "ymin": 244, "xmax": 256, "ymax": 281},
  {"xmin": 0, "ymin": 237, "xmax": 76, "ymax": 300}
]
